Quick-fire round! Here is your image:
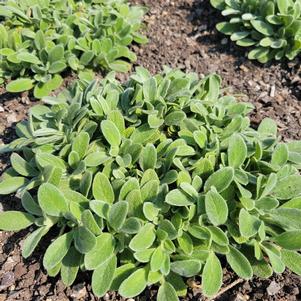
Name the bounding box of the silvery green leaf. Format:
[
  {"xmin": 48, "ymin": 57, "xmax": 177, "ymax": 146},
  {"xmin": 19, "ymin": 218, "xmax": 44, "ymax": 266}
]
[
  {"xmin": 118, "ymin": 267, "xmax": 148, "ymax": 298},
  {"xmin": 92, "ymin": 255, "xmax": 117, "ymax": 297},
  {"xmin": 131, "ymin": 124, "xmax": 160, "ymax": 145},
  {"xmin": 159, "ymin": 220, "xmax": 178, "ymax": 240},
  {"xmin": 272, "ymin": 175, "xmax": 301, "ymax": 200},
  {"xmin": 121, "ymin": 217, "xmax": 141, "ymax": 234},
  {"xmin": 239, "ymin": 208, "xmax": 261, "ymax": 238},
  {"xmin": 281, "ymin": 197, "xmax": 301, "ymax": 209},
  {"xmin": 274, "ymin": 230, "xmax": 301, "ymax": 250},
  {"xmin": 129, "ymin": 223, "xmax": 156, "ymax": 251},
  {"xmin": 165, "ymin": 189, "xmax": 194, "ymax": 206},
  {"xmin": 43, "ymin": 231, "xmax": 73, "ymax": 271},
  {"xmin": 61, "ymin": 246, "xmax": 81, "ymax": 286},
  {"xmin": 6, "ymin": 78, "xmax": 34, "ymax": 93},
  {"xmin": 263, "ymin": 246, "xmax": 285, "ymax": 274},
  {"xmin": 250, "ymin": 20, "xmax": 274, "ymax": 36},
  {"xmin": 271, "ymin": 143, "xmax": 288, "ymax": 167},
  {"xmin": 72, "ymin": 132, "xmax": 90, "ymax": 159},
  {"xmin": 21, "ymin": 191, "xmax": 42, "ymax": 216},
  {"xmin": 165, "ymin": 111, "xmax": 186, "ymax": 126},
  {"xmin": 119, "ymin": 178, "xmax": 140, "ymax": 200},
  {"xmin": 170, "ymin": 259, "xmax": 202, "ymax": 277},
  {"xmin": 85, "ymin": 233, "xmax": 115, "ymax": 270},
  {"xmin": 108, "ymin": 110, "xmax": 125, "ymax": 134},
  {"xmin": 0, "ymin": 176, "xmax": 28, "ymax": 195},
  {"xmin": 143, "ymin": 202, "xmax": 160, "ymax": 221},
  {"xmin": 157, "ymin": 282, "xmax": 179, "ymax": 301},
  {"xmin": 207, "ymin": 226, "xmax": 229, "ymax": 246},
  {"xmin": 111, "ymin": 263, "xmax": 136, "ymax": 291},
  {"xmin": 258, "ymin": 118, "xmax": 277, "ymax": 137},
  {"xmin": 228, "ymin": 134, "xmax": 247, "ymax": 168},
  {"xmin": 22, "ymin": 226, "xmax": 49, "ymax": 258},
  {"xmin": 84, "ymin": 151, "xmax": 109, "ymax": 167},
  {"xmin": 108, "ymin": 201, "xmax": 128, "ymax": 231},
  {"xmin": 35, "ymin": 153, "xmax": 66, "ymax": 170},
  {"xmin": 10, "ymin": 152, "xmax": 38, "ymax": 177},
  {"xmin": 0, "ymin": 211, "xmax": 35, "ymax": 231},
  {"xmin": 150, "ymin": 246, "xmax": 165, "ymax": 271},
  {"xmin": 101, "ymin": 120, "xmax": 121, "ymax": 147},
  {"xmin": 204, "ymin": 167, "xmax": 234, "ymax": 193},
  {"xmin": 141, "ymin": 180, "xmax": 159, "ymax": 202},
  {"xmin": 226, "ymin": 246, "xmax": 253, "ymax": 279},
  {"xmin": 38, "ymin": 183, "xmax": 68, "ymax": 217},
  {"xmin": 205, "ymin": 189, "xmax": 228, "ymax": 226},
  {"xmin": 143, "ymin": 77, "xmax": 157, "ymax": 102},
  {"xmin": 81, "ymin": 210, "xmax": 102, "ymax": 235},
  {"xmin": 92, "ymin": 172, "xmax": 115, "ymax": 204},
  {"xmin": 281, "ymin": 249, "xmax": 301, "ymax": 276},
  {"xmin": 141, "ymin": 144, "xmax": 157, "ymax": 170},
  {"xmin": 74, "ymin": 226, "xmax": 96, "ymax": 254},
  {"xmin": 134, "ymin": 248, "xmax": 155, "ymax": 263},
  {"xmin": 177, "ymin": 232, "xmax": 193, "ymax": 255},
  {"xmin": 202, "ymin": 252, "xmax": 223, "ymax": 297}
]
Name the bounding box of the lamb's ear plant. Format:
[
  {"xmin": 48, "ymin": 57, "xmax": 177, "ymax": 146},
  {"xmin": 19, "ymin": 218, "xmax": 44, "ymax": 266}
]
[
  {"xmin": 0, "ymin": 0, "xmax": 147, "ymax": 97},
  {"xmin": 1, "ymin": 67, "xmax": 301, "ymax": 300},
  {"xmin": 211, "ymin": 0, "xmax": 301, "ymax": 63}
]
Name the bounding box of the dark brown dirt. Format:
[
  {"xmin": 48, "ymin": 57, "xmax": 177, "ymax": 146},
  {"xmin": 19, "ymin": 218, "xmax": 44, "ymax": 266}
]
[{"xmin": 0, "ymin": 0, "xmax": 301, "ymax": 300}]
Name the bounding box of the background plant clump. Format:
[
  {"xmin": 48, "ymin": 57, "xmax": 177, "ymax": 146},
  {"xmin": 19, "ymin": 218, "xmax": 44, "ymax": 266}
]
[
  {"xmin": 0, "ymin": 68, "xmax": 301, "ymax": 300},
  {"xmin": 0, "ymin": 0, "xmax": 147, "ymax": 98},
  {"xmin": 211, "ymin": 0, "xmax": 301, "ymax": 63}
]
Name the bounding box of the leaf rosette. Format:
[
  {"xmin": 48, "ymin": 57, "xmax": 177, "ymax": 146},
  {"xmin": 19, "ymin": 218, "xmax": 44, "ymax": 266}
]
[
  {"xmin": 1, "ymin": 67, "xmax": 301, "ymax": 299},
  {"xmin": 211, "ymin": 0, "xmax": 301, "ymax": 63}
]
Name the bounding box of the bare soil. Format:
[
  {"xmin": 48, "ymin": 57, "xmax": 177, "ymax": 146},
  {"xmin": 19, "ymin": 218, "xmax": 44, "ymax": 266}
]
[{"xmin": 0, "ymin": 0, "xmax": 301, "ymax": 300}]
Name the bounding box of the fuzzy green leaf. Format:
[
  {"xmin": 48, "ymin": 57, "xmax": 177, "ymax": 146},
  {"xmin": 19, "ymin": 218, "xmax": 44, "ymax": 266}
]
[
  {"xmin": 273, "ymin": 230, "xmax": 301, "ymax": 250},
  {"xmin": 204, "ymin": 167, "xmax": 234, "ymax": 193},
  {"xmin": 92, "ymin": 255, "xmax": 117, "ymax": 297},
  {"xmin": 61, "ymin": 246, "xmax": 81, "ymax": 286},
  {"xmin": 43, "ymin": 231, "xmax": 73, "ymax": 271},
  {"xmin": 0, "ymin": 211, "xmax": 35, "ymax": 231},
  {"xmin": 101, "ymin": 120, "xmax": 121, "ymax": 147},
  {"xmin": 170, "ymin": 260, "xmax": 202, "ymax": 277},
  {"xmin": 38, "ymin": 183, "xmax": 68, "ymax": 217},
  {"xmin": 228, "ymin": 134, "xmax": 247, "ymax": 168},
  {"xmin": 118, "ymin": 267, "xmax": 148, "ymax": 298},
  {"xmin": 92, "ymin": 172, "xmax": 114, "ymax": 204},
  {"xmin": 226, "ymin": 246, "xmax": 253, "ymax": 279},
  {"xmin": 108, "ymin": 201, "xmax": 128, "ymax": 231},
  {"xmin": 129, "ymin": 223, "xmax": 156, "ymax": 252},
  {"xmin": 202, "ymin": 252, "xmax": 223, "ymax": 297},
  {"xmin": 85, "ymin": 233, "xmax": 115, "ymax": 270},
  {"xmin": 6, "ymin": 78, "xmax": 34, "ymax": 93},
  {"xmin": 157, "ymin": 282, "xmax": 179, "ymax": 301},
  {"xmin": 0, "ymin": 176, "xmax": 28, "ymax": 195},
  {"xmin": 205, "ymin": 189, "xmax": 228, "ymax": 226},
  {"xmin": 74, "ymin": 226, "xmax": 96, "ymax": 254}
]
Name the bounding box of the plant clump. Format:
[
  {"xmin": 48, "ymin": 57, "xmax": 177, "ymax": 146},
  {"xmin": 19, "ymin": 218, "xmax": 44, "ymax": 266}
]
[
  {"xmin": 211, "ymin": 0, "xmax": 301, "ymax": 63},
  {"xmin": 1, "ymin": 68, "xmax": 301, "ymax": 300},
  {"xmin": 0, "ymin": 0, "xmax": 147, "ymax": 98}
]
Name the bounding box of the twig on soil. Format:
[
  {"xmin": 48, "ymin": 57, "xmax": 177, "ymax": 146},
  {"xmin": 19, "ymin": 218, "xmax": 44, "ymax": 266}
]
[{"xmin": 210, "ymin": 278, "xmax": 245, "ymax": 300}]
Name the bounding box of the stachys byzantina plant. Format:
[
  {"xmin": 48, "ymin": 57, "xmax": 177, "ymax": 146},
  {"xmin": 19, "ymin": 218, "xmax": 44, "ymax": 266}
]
[
  {"xmin": 0, "ymin": 0, "xmax": 147, "ymax": 97},
  {"xmin": 0, "ymin": 67, "xmax": 301, "ymax": 300},
  {"xmin": 211, "ymin": 0, "xmax": 301, "ymax": 63}
]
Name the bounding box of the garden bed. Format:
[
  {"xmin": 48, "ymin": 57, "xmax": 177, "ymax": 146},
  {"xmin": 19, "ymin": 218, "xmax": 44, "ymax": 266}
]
[{"xmin": 0, "ymin": 0, "xmax": 301, "ymax": 300}]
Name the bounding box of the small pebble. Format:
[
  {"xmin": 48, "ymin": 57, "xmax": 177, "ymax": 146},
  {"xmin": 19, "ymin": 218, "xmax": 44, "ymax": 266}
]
[
  {"xmin": 267, "ymin": 281, "xmax": 281, "ymax": 296},
  {"xmin": 221, "ymin": 38, "xmax": 228, "ymax": 45}
]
